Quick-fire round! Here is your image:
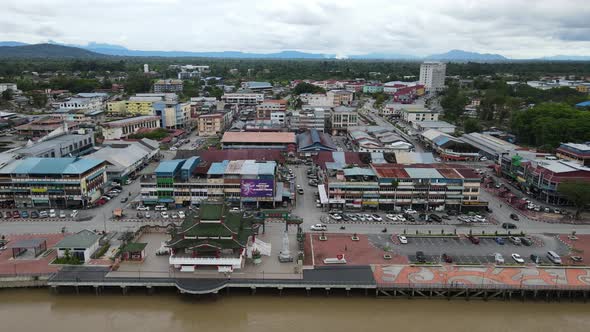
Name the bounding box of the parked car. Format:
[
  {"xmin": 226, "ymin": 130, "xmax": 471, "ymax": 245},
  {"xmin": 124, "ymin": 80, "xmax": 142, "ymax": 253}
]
[
  {"xmin": 510, "ymin": 213, "xmax": 520, "ymax": 221},
  {"xmin": 49, "ymin": 209, "xmax": 56, "ymax": 218},
  {"xmin": 405, "ymin": 209, "xmax": 418, "ymax": 214},
  {"xmin": 495, "ymin": 237, "xmax": 505, "ymax": 245},
  {"xmin": 547, "ymin": 251, "xmax": 562, "ymax": 264},
  {"xmin": 520, "ymin": 237, "xmax": 533, "ymax": 246},
  {"xmin": 161, "ymin": 211, "xmax": 169, "ymax": 219},
  {"xmin": 511, "ymin": 253, "xmax": 525, "ymax": 264},
  {"xmin": 398, "ymin": 235, "xmax": 408, "ymax": 244},
  {"xmin": 441, "ymin": 215, "xmax": 450, "ymax": 220},
  {"xmin": 372, "ymin": 214, "xmax": 383, "ymax": 222},
  {"xmin": 310, "ymin": 224, "xmax": 327, "ymax": 231},
  {"xmin": 429, "ymin": 214, "xmax": 442, "ymax": 222},
  {"xmin": 494, "ymin": 253, "xmax": 505, "ymax": 264},
  {"xmin": 178, "ymin": 211, "xmax": 185, "ymax": 218},
  {"xmin": 21, "ymin": 211, "xmax": 29, "ymax": 218},
  {"xmin": 416, "ymin": 251, "xmax": 426, "ymax": 263},
  {"xmin": 467, "ymin": 235, "xmax": 480, "ymax": 244},
  {"xmin": 12, "ymin": 210, "xmax": 20, "ymax": 218},
  {"xmin": 59, "ymin": 211, "xmax": 66, "ymax": 218},
  {"xmin": 502, "ymin": 222, "xmax": 517, "ymax": 229},
  {"xmin": 171, "ymin": 213, "xmax": 179, "ymax": 219},
  {"xmin": 70, "ymin": 210, "xmax": 78, "ymax": 218},
  {"xmin": 5, "ymin": 211, "xmax": 12, "ymax": 218},
  {"xmin": 30, "ymin": 211, "xmax": 39, "ymax": 219},
  {"xmin": 120, "ymin": 197, "xmax": 128, "ymax": 203},
  {"xmin": 442, "ymin": 253, "xmax": 453, "ymax": 263},
  {"xmin": 509, "ymin": 236, "xmax": 522, "ymax": 245},
  {"xmin": 385, "ymin": 214, "xmax": 397, "ymax": 221},
  {"xmin": 530, "ymin": 254, "xmax": 541, "ymax": 264},
  {"xmin": 329, "ymin": 213, "xmax": 342, "ymax": 221},
  {"xmin": 39, "ymin": 211, "xmax": 48, "ymax": 218}
]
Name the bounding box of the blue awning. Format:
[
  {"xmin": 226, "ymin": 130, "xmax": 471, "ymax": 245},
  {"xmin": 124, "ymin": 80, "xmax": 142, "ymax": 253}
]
[{"xmin": 158, "ymin": 198, "xmax": 175, "ymax": 203}]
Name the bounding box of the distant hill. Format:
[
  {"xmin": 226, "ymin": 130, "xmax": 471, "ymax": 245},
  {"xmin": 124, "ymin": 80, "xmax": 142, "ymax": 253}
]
[
  {"xmin": 0, "ymin": 41, "xmax": 28, "ymax": 47},
  {"xmin": 349, "ymin": 53, "xmax": 419, "ymax": 60},
  {"xmin": 0, "ymin": 43, "xmax": 109, "ymax": 59},
  {"xmin": 539, "ymin": 55, "xmax": 590, "ymax": 61},
  {"xmin": 425, "ymin": 49, "xmax": 508, "ymax": 62}
]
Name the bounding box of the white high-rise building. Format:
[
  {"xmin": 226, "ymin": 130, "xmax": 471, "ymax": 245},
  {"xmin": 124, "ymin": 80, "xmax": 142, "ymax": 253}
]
[
  {"xmin": 143, "ymin": 64, "xmax": 149, "ymax": 73},
  {"xmin": 419, "ymin": 61, "xmax": 446, "ymax": 93}
]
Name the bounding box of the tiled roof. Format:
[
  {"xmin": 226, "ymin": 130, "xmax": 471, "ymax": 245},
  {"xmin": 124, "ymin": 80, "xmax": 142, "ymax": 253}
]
[{"xmin": 221, "ymin": 132, "xmax": 296, "ymax": 144}]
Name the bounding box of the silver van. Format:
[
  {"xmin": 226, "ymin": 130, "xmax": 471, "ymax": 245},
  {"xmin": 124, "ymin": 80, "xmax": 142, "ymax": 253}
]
[{"xmin": 547, "ymin": 251, "xmax": 562, "ymax": 264}]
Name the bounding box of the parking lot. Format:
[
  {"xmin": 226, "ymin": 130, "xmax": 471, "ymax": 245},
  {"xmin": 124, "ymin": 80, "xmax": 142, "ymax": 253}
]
[
  {"xmin": 375, "ymin": 234, "xmax": 570, "ymax": 265},
  {"xmin": 321, "ymin": 211, "xmax": 496, "ymax": 226}
]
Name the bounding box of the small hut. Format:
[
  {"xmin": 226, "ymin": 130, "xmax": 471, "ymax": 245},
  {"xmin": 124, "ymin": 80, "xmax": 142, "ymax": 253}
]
[{"xmin": 120, "ymin": 243, "xmax": 147, "ymax": 261}]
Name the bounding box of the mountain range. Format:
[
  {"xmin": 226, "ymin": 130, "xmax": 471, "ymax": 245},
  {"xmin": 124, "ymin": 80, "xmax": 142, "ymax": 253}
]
[{"xmin": 0, "ymin": 42, "xmax": 588, "ymax": 61}]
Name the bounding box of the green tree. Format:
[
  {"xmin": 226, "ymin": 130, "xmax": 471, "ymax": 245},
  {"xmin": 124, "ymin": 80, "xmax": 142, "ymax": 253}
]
[
  {"xmin": 463, "ymin": 118, "xmax": 481, "ymax": 133},
  {"xmin": 29, "ymin": 92, "xmax": 48, "ymax": 108},
  {"xmin": 558, "ymin": 182, "xmax": 590, "ymax": 220},
  {"xmin": 1, "ymin": 89, "xmax": 13, "ymax": 101},
  {"xmin": 292, "ymin": 82, "xmax": 325, "ymax": 95},
  {"xmin": 440, "ymin": 84, "xmax": 468, "ymax": 121}
]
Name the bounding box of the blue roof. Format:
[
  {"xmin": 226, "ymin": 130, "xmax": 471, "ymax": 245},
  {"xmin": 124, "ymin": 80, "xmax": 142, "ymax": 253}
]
[
  {"xmin": 208, "ymin": 160, "xmax": 229, "ymax": 175},
  {"xmin": 12, "ymin": 158, "xmax": 104, "ymax": 175},
  {"xmin": 155, "ymin": 160, "xmax": 185, "ymax": 175},
  {"xmin": 576, "ymin": 101, "xmax": 590, "ymax": 107},
  {"xmin": 181, "ymin": 157, "xmax": 200, "ymax": 171},
  {"xmin": 245, "ymin": 81, "xmax": 272, "ymax": 89}
]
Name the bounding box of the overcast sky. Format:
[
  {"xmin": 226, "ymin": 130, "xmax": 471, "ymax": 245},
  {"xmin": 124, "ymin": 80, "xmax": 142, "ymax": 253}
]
[{"xmin": 2, "ymin": 0, "xmax": 590, "ymax": 58}]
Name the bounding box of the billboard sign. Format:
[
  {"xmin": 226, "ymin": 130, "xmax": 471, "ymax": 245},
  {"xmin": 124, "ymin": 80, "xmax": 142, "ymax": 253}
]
[{"xmin": 241, "ymin": 179, "xmax": 274, "ymax": 198}]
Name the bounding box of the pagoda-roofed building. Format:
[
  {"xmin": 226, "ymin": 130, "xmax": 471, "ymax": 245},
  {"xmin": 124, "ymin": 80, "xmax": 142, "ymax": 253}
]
[{"xmin": 167, "ymin": 200, "xmax": 260, "ymax": 273}]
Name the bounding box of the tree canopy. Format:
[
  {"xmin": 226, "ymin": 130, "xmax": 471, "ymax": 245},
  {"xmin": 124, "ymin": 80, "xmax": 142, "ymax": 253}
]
[
  {"xmin": 510, "ymin": 103, "xmax": 590, "ymax": 148},
  {"xmin": 292, "ymin": 82, "xmax": 325, "ymax": 95},
  {"xmin": 558, "ymin": 181, "xmax": 590, "ymax": 219}
]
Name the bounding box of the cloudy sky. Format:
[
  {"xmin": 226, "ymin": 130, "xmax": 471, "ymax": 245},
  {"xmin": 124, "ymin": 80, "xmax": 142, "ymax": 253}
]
[{"xmin": 2, "ymin": 0, "xmax": 590, "ymax": 58}]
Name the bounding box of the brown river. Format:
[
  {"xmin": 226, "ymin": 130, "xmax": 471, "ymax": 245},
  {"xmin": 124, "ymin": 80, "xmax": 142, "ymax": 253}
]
[{"xmin": 1, "ymin": 289, "xmax": 589, "ymax": 332}]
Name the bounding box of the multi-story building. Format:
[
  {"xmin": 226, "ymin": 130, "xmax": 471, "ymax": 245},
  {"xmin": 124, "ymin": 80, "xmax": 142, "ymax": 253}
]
[
  {"xmin": 321, "ymin": 163, "xmax": 484, "ymax": 212},
  {"xmin": 327, "ymin": 90, "xmax": 354, "ymax": 106},
  {"xmin": 555, "ymin": 143, "xmax": 590, "ymax": 167},
  {"xmin": 58, "ymin": 97, "xmax": 104, "ymax": 110},
  {"xmin": 221, "ymin": 93, "xmax": 264, "ymax": 106},
  {"xmin": 0, "ymin": 83, "xmax": 18, "ymax": 93},
  {"xmin": 153, "ymin": 102, "xmax": 192, "ymax": 129},
  {"xmin": 400, "ymin": 108, "xmax": 439, "ymax": 124},
  {"xmin": 419, "ymin": 61, "xmax": 446, "ymax": 92},
  {"xmin": 198, "ymin": 113, "xmax": 225, "ymax": 136},
  {"xmin": 420, "ymin": 129, "xmax": 480, "ymax": 161},
  {"xmin": 0, "ymin": 157, "xmax": 108, "ymax": 208},
  {"xmin": 500, "ymin": 153, "xmax": 590, "ymax": 205},
  {"xmin": 140, "ymin": 158, "xmax": 279, "ymax": 209},
  {"xmin": 101, "ymin": 116, "xmax": 161, "ymax": 140},
  {"xmin": 153, "ymin": 79, "xmax": 184, "ymax": 93},
  {"xmin": 221, "ymin": 132, "xmax": 296, "ymax": 151},
  {"xmin": 15, "ymin": 118, "xmax": 79, "ymax": 138},
  {"xmin": 83, "ymin": 139, "xmax": 159, "ymax": 181},
  {"xmin": 290, "ymin": 108, "xmax": 327, "ymax": 132},
  {"xmin": 362, "ymin": 84, "xmax": 384, "ymax": 94},
  {"xmin": 17, "ymin": 131, "xmax": 95, "ymax": 158},
  {"xmin": 299, "ymin": 93, "xmax": 332, "ymax": 107},
  {"xmin": 256, "ymin": 100, "xmax": 287, "ymax": 124},
  {"xmin": 330, "ymin": 106, "xmax": 358, "ymax": 135},
  {"xmin": 241, "ymin": 81, "xmax": 273, "ymax": 91}
]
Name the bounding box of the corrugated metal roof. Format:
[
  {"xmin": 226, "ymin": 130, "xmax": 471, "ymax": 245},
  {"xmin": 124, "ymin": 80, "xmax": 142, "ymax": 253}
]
[
  {"xmin": 343, "ymin": 167, "xmax": 376, "ymax": 177},
  {"xmin": 55, "ymin": 230, "xmax": 101, "ymax": 249},
  {"xmin": 181, "ymin": 157, "xmax": 200, "ymax": 171},
  {"xmin": 207, "ymin": 160, "xmax": 229, "ymax": 175},
  {"xmin": 155, "ymin": 159, "xmax": 185, "ymax": 174},
  {"xmin": 10, "ymin": 157, "xmax": 103, "ymax": 175},
  {"xmin": 405, "ymin": 168, "xmax": 443, "ymax": 179}
]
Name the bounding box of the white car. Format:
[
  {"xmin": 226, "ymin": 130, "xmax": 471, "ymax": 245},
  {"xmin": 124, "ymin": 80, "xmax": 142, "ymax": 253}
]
[
  {"xmin": 230, "ymin": 207, "xmax": 240, "ymax": 213},
  {"xmin": 136, "ymin": 205, "xmax": 150, "ymax": 211},
  {"xmin": 59, "ymin": 211, "xmax": 66, "ymax": 218},
  {"xmin": 70, "ymin": 210, "xmax": 78, "ymax": 218},
  {"xmin": 364, "ymin": 214, "xmax": 374, "ymax": 222},
  {"xmin": 494, "ymin": 253, "xmax": 505, "ymax": 264},
  {"xmin": 161, "ymin": 211, "xmax": 169, "ymax": 218},
  {"xmin": 398, "ymin": 235, "xmax": 408, "ymax": 244},
  {"xmin": 170, "ymin": 147, "xmax": 177, "ymax": 151},
  {"xmin": 145, "ymin": 212, "xmax": 151, "ymax": 219},
  {"xmin": 385, "ymin": 214, "xmax": 397, "ymax": 221},
  {"xmin": 178, "ymin": 211, "xmax": 185, "ymax": 218},
  {"xmin": 49, "ymin": 209, "xmax": 57, "ymax": 218},
  {"xmin": 372, "ymin": 214, "xmax": 383, "ymax": 222},
  {"xmin": 405, "ymin": 209, "xmax": 418, "ymax": 214},
  {"xmin": 511, "ymin": 253, "xmax": 525, "ymax": 264},
  {"xmin": 329, "ymin": 214, "xmax": 342, "ymax": 221},
  {"xmin": 310, "ymin": 224, "xmax": 328, "ymax": 231},
  {"xmin": 171, "ymin": 213, "xmax": 178, "ymax": 219}
]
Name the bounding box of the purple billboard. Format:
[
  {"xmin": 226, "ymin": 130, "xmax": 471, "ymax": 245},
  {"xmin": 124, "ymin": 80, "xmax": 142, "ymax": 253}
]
[{"xmin": 241, "ymin": 179, "xmax": 274, "ymax": 198}]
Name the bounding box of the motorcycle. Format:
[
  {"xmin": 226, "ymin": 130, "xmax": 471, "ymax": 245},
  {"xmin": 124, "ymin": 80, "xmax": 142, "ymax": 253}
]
[
  {"xmin": 340, "ymin": 226, "xmax": 346, "ymax": 230},
  {"xmin": 382, "ymin": 227, "xmax": 388, "ymax": 233}
]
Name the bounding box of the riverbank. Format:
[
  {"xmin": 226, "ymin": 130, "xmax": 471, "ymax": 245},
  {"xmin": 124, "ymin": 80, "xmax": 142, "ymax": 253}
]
[{"xmin": 1, "ymin": 289, "xmax": 590, "ymax": 332}]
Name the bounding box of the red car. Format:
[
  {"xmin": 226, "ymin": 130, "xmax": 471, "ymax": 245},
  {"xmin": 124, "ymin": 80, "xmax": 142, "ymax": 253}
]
[
  {"xmin": 12, "ymin": 210, "xmax": 20, "ymax": 218},
  {"xmin": 467, "ymin": 235, "xmax": 480, "ymax": 244}
]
